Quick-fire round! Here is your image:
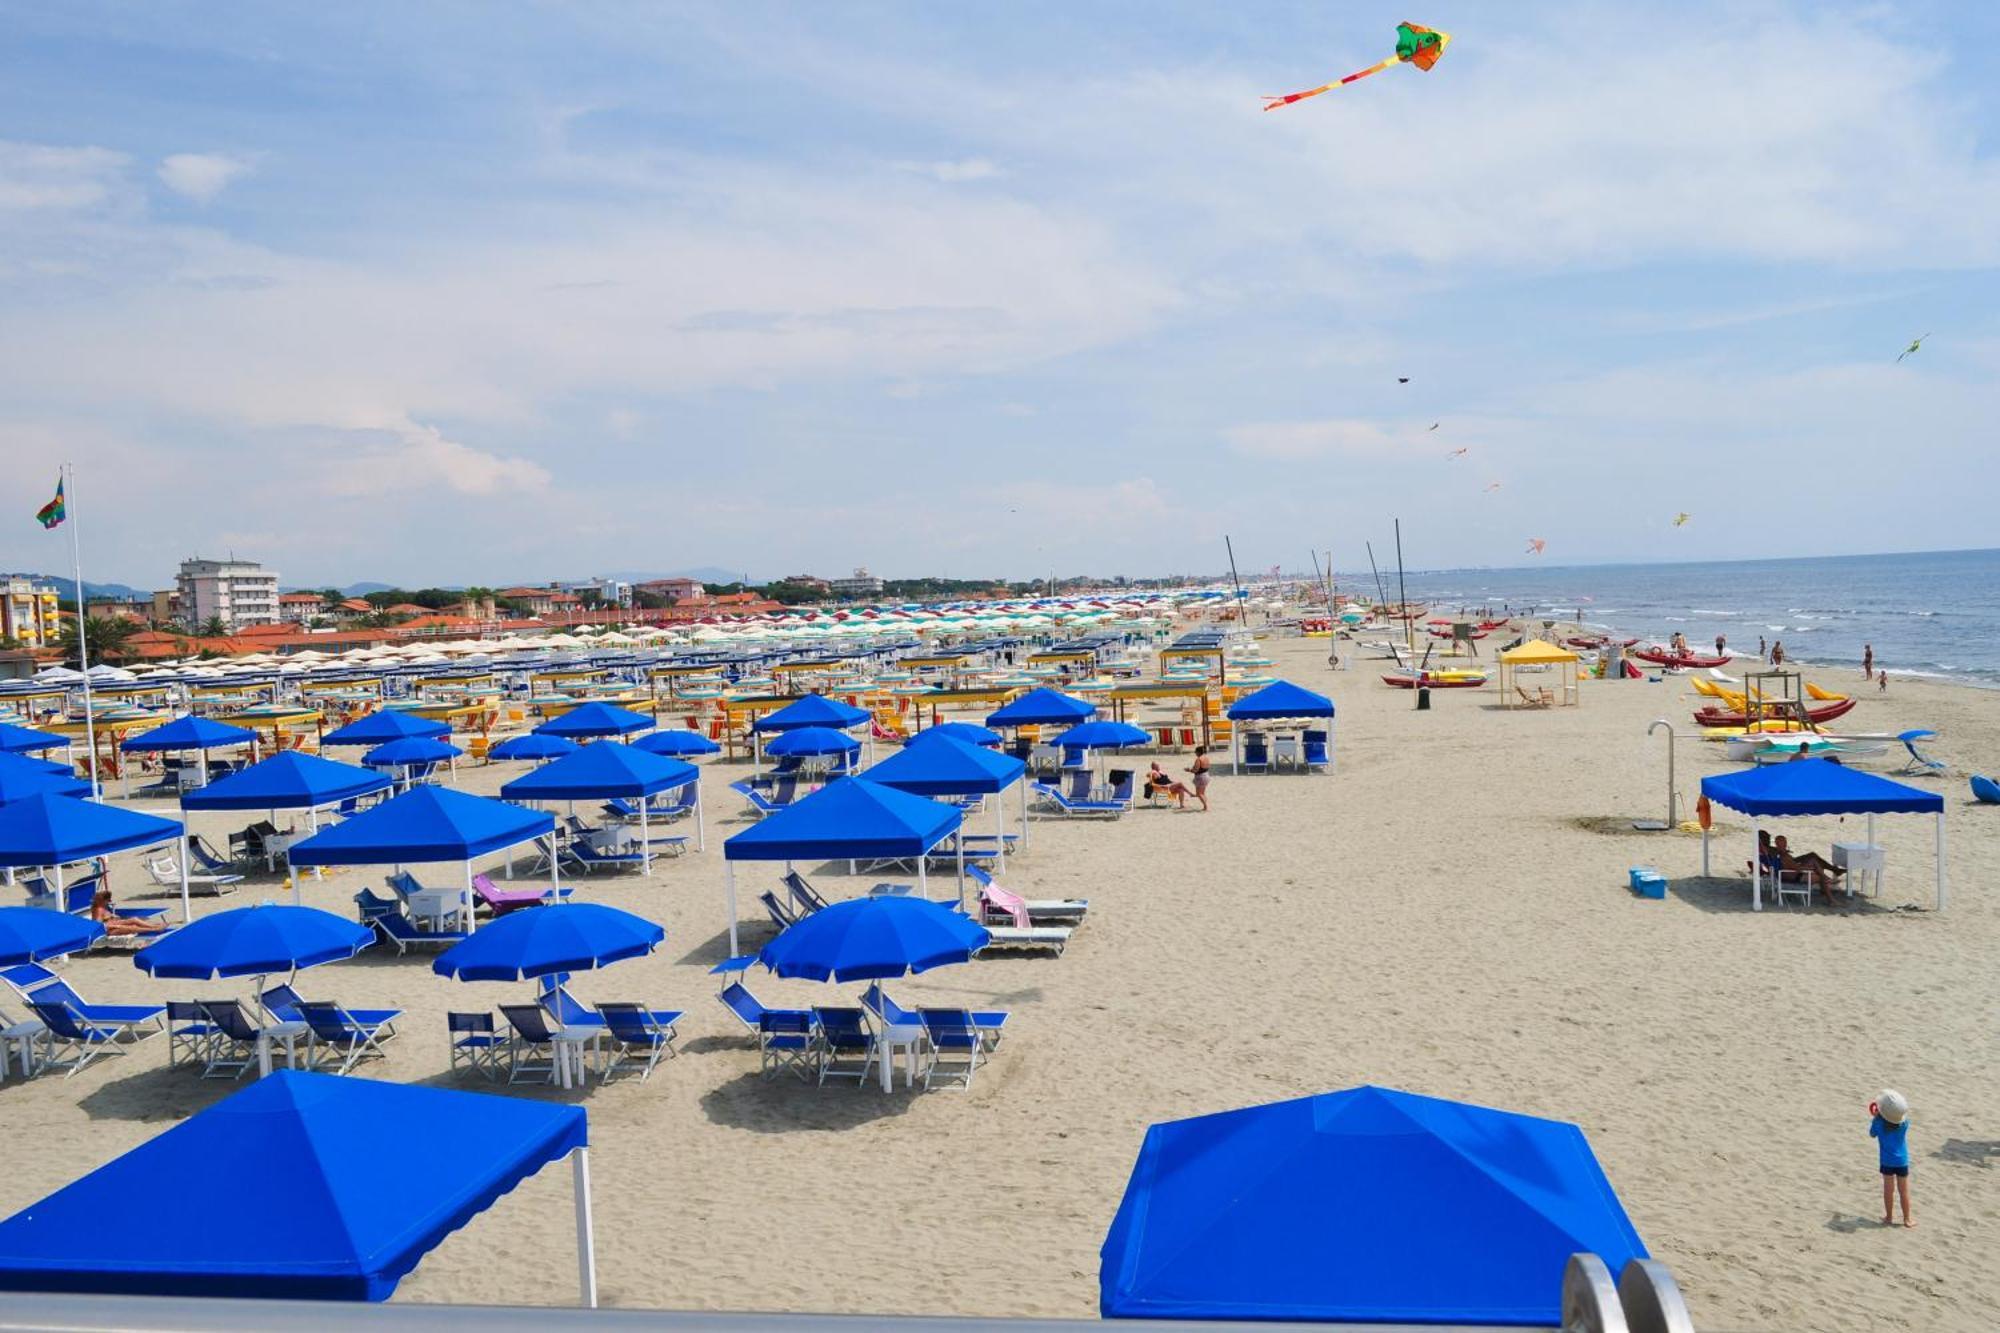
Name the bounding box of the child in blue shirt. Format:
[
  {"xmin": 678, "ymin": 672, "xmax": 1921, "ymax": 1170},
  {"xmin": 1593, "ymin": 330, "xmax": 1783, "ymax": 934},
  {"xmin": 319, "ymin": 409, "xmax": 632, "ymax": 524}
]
[{"xmin": 1870, "ymin": 1090, "xmax": 1913, "ymax": 1228}]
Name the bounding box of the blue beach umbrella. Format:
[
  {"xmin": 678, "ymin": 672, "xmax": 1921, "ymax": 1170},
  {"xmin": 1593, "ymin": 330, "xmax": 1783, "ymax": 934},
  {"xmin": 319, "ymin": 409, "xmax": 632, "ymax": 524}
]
[
  {"xmin": 0, "ymin": 906, "xmax": 104, "ymax": 966},
  {"xmin": 908, "ymin": 722, "xmax": 1001, "ymax": 749},
  {"xmin": 487, "ymin": 733, "xmax": 580, "ymax": 762},
  {"xmin": 0, "ymin": 754, "xmax": 92, "ymax": 804},
  {"xmin": 533, "ymin": 702, "xmax": 652, "ymax": 740},
  {"xmin": 431, "ymin": 903, "xmax": 664, "ymax": 982},
  {"xmin": 134, "ymin": 905, "xmax": 371, "ymax": 980},
  {"xmin": 321, "ymin": 710, "xmax": 449, "ymax": 747},
  {"xmin": 757, "ymin": 895, "xmax": 989, "ymax": 983},
  {"xmin": 0, "ymin": 722, "xmax": 70, "ymax": 755},
  {"xmin": 763, "ymin": 726, "xmax": 861, "ymax": 761},
  {"xmin": 362, "ymin": 737, "xmax": 464, "ymax": 789},
  {"xmin": 631, "ymin": 729, "xmax": 719, "ymax": 758},
  {"xmin": 1099, "ymin": 1084, "xmax": 1648, "ymax": 1325},
  {"xmin": 1049, "ymin": 721, "xmax": 1150, "ymax": 750}
]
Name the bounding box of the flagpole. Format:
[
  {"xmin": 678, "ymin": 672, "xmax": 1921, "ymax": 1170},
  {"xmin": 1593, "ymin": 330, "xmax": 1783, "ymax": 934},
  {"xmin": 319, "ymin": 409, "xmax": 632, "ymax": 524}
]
[{"xmin": 65, "ymin": 464, "xmax": 101, "ymax": 798}]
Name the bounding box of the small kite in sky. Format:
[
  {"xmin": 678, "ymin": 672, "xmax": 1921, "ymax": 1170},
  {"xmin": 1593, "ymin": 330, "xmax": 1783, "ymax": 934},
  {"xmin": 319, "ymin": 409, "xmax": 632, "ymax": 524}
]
[
  {"xmin": 1672, "ymin": 512, "xmax": 1692, "ymax": 527},
  {"xmin": 1264, "ymin": 22, "xmax": 1452, "ymax": 111},
  {"xmin": 1428, "ymin": 422, "xmax": 1440, "ymax": 430},
  {"xmin": 1526, "ymin": 538, "xmax": 1546, "ymax": 555},
  {"xmin": 1896, "ymin": 334, "xmax": 1929, "ymax": 363},
  {"xmin": 1484, "ymin": 481, "xmax": 1502, "ymax": 492},
  {"xmin": 1448, "ymin": 447, "xmax": 1468, "ymax": 459}
]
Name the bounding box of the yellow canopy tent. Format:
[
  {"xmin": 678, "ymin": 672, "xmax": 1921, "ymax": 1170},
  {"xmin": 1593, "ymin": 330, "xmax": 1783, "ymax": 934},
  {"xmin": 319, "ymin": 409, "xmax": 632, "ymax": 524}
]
[{"xmin": 1497, "ymin": 639, "xmax": 1580, "ymax": 708}]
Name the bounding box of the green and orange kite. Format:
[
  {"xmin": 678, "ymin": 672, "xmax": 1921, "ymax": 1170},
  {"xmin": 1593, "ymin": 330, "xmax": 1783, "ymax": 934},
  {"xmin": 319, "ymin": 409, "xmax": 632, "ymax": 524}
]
[{"xmin": 1263, "ymin": 21, "xmax": 1451, "ymax": 111}]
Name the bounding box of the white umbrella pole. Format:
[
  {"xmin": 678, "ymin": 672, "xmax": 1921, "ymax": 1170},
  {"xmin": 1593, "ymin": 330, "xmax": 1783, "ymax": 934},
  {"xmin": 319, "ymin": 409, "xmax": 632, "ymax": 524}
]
[
  {"xmin": 463, "ymin": 860, "xmax": 476, "ymax": 933},
  {"xmin": 694, "ymin": 780, "xmax": 705, "ymax": 853},
  {"xmin": 1751, "ymin": 820, "xmax": 1762, "ymax": 911},
  {"xmin": 178, "ymin": 829, "xmax": 193, "ymax": 923},
  {"xmin": 639, "ymin": 800, "xmax": 652, "ymax": 877},
  {"xmin": 571, "ymin": 1147, "xmax": 599, "ymax": 1308},
  {"xmin": 918, "ymin": 857, "xmax": 928, "ymax": 903},
  {"xmin": 993, "ymin": 794, "xmax": 1005, "ymax": 872},
  {"xmin": 1936, "ymin": 811, "xmax": 1946, "ymax": 911},
  {"xmin": 724, "ymin": 860, "xmax": 739, "ymax": 955}
]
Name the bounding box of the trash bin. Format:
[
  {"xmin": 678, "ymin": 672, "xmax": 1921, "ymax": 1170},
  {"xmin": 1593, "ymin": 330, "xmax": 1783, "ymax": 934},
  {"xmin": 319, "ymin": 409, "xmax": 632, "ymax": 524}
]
[{"xmin": 1416, "ymin": 686, "xmax": 1432, "ymax": 711}]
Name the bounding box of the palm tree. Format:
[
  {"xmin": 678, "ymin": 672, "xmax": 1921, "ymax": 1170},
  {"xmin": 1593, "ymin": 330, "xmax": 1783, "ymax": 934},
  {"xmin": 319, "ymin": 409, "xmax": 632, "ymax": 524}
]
[
  {"xmin": 197, "ymin": 615, "xmax": 230, "ymax": 638},
  {"xmin": 57, "ymin": 616, "xmax": 139, "ymax": 668}
]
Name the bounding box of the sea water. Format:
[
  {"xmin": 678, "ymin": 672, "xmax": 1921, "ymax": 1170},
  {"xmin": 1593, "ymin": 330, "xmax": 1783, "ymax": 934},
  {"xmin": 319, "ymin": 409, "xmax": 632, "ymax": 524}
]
[{"xmin": 1370, "ymin": 548, "xmax": 2000, "ymax": 688}]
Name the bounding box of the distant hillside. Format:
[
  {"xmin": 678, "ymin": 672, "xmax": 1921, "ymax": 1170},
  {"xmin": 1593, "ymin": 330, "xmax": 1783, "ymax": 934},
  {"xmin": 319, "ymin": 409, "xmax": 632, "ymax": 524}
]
[
  {"xmin": 340, "ymin": 581, "xmax": 396, "ymax": 596},
  {"xmin": 5, "ymin": 573, "xmax": 148, "ymax": 601}
]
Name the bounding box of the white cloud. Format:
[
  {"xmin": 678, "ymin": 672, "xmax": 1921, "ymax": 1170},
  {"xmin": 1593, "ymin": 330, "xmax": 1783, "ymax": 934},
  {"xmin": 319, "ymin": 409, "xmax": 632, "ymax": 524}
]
[
  {"xmin": 157, "ymin": 152, "xmax": 253, "ymax": 203},
  {"xmin": 895, "ymin": 156, "xmax": 1002, "ymax": 183},
  {"xmin": 319, "ymin": 417, "xmax": 551, "ymax": 498},
  {"xmin": 0, "ymin": 141, "xmax": 127, "ymax": 212}
]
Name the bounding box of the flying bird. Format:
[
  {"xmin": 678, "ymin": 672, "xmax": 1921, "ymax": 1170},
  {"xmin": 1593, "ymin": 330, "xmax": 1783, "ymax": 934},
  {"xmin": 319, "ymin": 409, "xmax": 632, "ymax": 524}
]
[
  {"xmin": 1448, "ymin": 447, "xmax": 1468, "ymax": 459},
  {"xmin": 1484, "ymin": 481, "xmax": 1502, "ymax": 492},
  {"xmin": 1896, "ymin": 334, "xmax": 1929, "ymax": 363},
  {"xmin": 1428, "ymin": 422, "xmax": 1440, "ymax": 430},
  {"xmin": 1526, "ymin": 538, "xmax": 1546, "ymax": 555},
  {"xmin": 1263, "ymin": 22, "xmax": 1452, "ymax": 111},
  {"xmin": 1397, "ymin": 377, "xmax": 1410, "ymax": 384},
  {"xmin": 1672, "ymin": 512, "xmax": 1692, "ymax": 527}
]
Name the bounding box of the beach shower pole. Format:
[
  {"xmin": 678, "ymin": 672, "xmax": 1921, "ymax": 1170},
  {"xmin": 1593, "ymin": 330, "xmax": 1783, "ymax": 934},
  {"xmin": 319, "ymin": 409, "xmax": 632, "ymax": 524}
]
[{"xmin": 1648, "ymin": 720, "xmax": 1678, "ymax": 828}]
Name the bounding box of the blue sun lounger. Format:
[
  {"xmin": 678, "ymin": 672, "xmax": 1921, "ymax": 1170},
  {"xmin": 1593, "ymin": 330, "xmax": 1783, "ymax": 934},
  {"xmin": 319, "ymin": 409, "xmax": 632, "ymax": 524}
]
[
  {"xmin": 1032, "ymin": 781, "xmax": 1124, "ymax": 819},
  {"xmin": 860, "ymin": 982, "xmax": 1007, "ymax": 1052},
  {"xmin": 3, "ymin": 964, "xmax": 165, "ymax": 1031},
  {"xmin": 295, "ymin": 1000, "xmax": 400, "ymax": 1075},
  {"xmin": 714, "ymin": 967, "xmax": 813, "ymax": 1079},
  {"xmin": 1898, "ymin": 729, "xmax": 1946, "ymax": 776}
]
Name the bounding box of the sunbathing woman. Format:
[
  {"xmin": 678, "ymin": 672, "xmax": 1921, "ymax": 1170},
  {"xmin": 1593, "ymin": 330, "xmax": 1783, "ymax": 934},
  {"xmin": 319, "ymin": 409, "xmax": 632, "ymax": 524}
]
[
  {"xmin": 1145, "ymin": 761, "xmax": 1190, "ymax": 809},
  {"xmin": 89, "ymin": 886, "xmax": 167, "ymax": 938},
  {"xmin": 1773, "ymin": 835, "xmax": 1846, "ymax": 907}
]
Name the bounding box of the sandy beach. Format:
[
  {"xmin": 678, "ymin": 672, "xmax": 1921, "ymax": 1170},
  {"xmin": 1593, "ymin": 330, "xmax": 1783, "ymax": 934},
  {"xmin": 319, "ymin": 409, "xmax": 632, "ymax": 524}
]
[{"xmin": 3, "ymin": 630, "xmax": 1995, "ymax": 1331}]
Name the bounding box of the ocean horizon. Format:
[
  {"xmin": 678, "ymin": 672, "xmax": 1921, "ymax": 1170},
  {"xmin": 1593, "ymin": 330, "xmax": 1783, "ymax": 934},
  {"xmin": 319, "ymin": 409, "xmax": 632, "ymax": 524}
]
[{"xmin": 1338, "ymin": 546, "xmax": 2000, "ymax": 688}]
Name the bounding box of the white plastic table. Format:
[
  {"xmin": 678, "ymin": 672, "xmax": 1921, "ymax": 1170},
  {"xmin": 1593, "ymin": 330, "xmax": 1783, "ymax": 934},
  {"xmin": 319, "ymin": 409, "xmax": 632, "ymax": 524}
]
[
  {"xmin": 552, "ymin": 1026, "xmax": 601, "ymax": 1089},
  {"xmin": 257, "ymin": 1020, "xmax": 310, "ymax": 1077},
  {"xmin": 1, "ymin": 1020, "xmax": 44, "ymax": 1081},
  {"xmin": 1832, "ymin": 843, "xmax": 1885, "ymax": 898},
  {"xmin": 877, "ymin": 1022, "xmax": 925, "ymax": 1092}
]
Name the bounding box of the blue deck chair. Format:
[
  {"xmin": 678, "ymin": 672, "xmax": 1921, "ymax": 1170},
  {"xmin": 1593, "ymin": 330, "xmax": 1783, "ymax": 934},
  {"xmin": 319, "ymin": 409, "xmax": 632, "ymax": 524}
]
[
  {"xmin": 188, "ymin": 836, "xmax": 237, "ymax": 877},
  {"xmin": 1303, "ymin": 730, "xmax": 1330, "ymax": 771},
  {"xmin": 1032, "ymin": 781, "xmax": 1123, "ymax": 819},
  {"xmin": 497, "ymin": 1003, "xmax": 563, "ymax": 1084},
  {"xmin": 448, "ymin": 1011, "xmax": 504, "ymax": 1080},
  {"xmin": 295, "ymin": 1000, "xmax": 399, "ymax": 1075},
  {"xmin": 29, "ymin": 1000, "xmax": 136, "ymax": 1078},
  {"xmin": 1242, "ymin": 734, "xmax": 1270, "ymax": 772},
  {"xmin": 1060, "ymin": 746, "xmax": 1088, "ymax": 771},
  {"xmin": 861, "ymin": 982, "xmax": 1007, "ymax": 1051},
  {"xmin": 194, "ymin": 999, "xmax": 262, "ymax": 1080},
  {"xmin": 261, "ymin": 982, "xmax": 400, "ymax": 1032},
  {"xmin": 1898, "ymin": 729, "xmax": 1946, "ymax": 776},
  {"xmin": 965, "ymin": 865, "xmax": 1088, "ymax": 924},
  {"xmin": 1104, "ymin": 770, "xmax": 1136, "ymax": 807},
  {"xmin": 919, "ymin": 1008, "xmax": 982, "ymax": 1090},
  {"xmin": 565, "ymin": 836, "xmax": 649, "ymax": 873},
  {"xmin": 783, "ymin": 869, "xmax": 829, "ymax": 916},
  {"xmin": 810, "ymin": 1006, "xmax": 877, "ymax": 1087},
  {"xmin": 597, "ymin": 1002, "xmax": 681, "ymax": 1082},
  {"xmin": 730, "ymin": 775, "xmax": 799, "ymax": 817},
  {"xmin": 759, "ymin": 891, "xmax": 800, "ymax": 932},
  {"xmin": 758, "ymin": 1009, "xmax": 813, "ymax": 1081},
  {"xmin": 3, "ymin": 965, "xmax": 165, "ymax": 1030},
  {"xmin": 164, "ymin": 1000, "xmax": 217, "ymax": 1069}
]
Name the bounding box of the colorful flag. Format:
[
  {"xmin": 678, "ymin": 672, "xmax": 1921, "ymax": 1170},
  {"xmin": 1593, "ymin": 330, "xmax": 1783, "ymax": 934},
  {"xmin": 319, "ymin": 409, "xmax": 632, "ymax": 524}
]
[{"xmin": 35, "ymin": 476, "xmax": 65, "ymax": 530}]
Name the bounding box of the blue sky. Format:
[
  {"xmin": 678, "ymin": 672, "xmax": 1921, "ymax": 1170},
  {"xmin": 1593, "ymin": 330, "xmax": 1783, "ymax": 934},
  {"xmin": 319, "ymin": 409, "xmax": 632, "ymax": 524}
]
[{"xmin": 2, "ymin": 2, "xmax": 1997, "ymax": 588}]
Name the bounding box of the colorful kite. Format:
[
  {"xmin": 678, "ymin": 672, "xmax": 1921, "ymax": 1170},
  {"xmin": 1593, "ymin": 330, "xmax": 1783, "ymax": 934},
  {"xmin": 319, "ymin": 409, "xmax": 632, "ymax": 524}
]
[
  {"xmin": 1448, "ymin": 447, "xmax": 1468, "ymax": 459},
  {"xmin": 1896, "ymin": 334, "xmax": 1929, "ymax": 363},
  {"xmin": 1484, "ymin": 481, "xmax": 1502, "ymax": 492},
  {"xmin": 1264, "ymin": 22, "xmax": 1452, "ymax": 111},
  {"xmin": 1672, "ymin": 512, "xmax": 1692, "ymax": 527},
  {"xmin": 1526, "ymin": 538, "xmax": 1546, "ymax": 555}
]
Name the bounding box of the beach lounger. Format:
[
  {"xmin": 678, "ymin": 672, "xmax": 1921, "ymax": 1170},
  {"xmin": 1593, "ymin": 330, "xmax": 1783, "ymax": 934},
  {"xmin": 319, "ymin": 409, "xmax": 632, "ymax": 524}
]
[
  {"xmin": 730, "ymin": 776, "xmax": 799, "ymax": 817},
  {"xmin": 28, "ymin": 1001, "xmax": 137, "ymax": 1078},
  {"xmin": 597, "ymin": 1003, "xmax": 680, "ymax": 1082},
  {"xmin": 716, "ymin": 980, "xmax": 814, "ymax": 1078},
  {"xmin": 366, "ymin": 909, "xmax": 467, "ymax": 954},
  {"xmin": 1242, "ymin": 735, "xmax": 1270, "ymax": 771},
  {"xmin": 164, "ymin": 1000, "xmax": 218, "ymax": 1070},
  {"xmin": 1514, "ymin": 684, "xmax": 1554, "ymax": 708},
  {"xmin": 783, "ymin": 870, "xmax": 830, "ymax": 916},
  {"xmin": 145, "ymin": 854, "xmax": 242, "ymax": 897},
  {"xmin": 919, "ymin": 1008, "xmax": 982, "ymax": 1090},
  {"xmin": 195, "ymin": 1000, "xmax": 263, "ymax": 1080},
  {"xmin": 967, "ymin": 866, "xmax": 1088, "ymax": 924},
  {"xmin": 261, "ymin": 982, "xmax": 401, "ymax": 1033},
  {"xmin": 2, "ymin": 965, "xmax": 165, "ymax": 1032},
  {"xmin": 448, "ymin": 1011, "xmax": 504, "ymax": 1080},
  {"xmin": 296, "ymin": 1000, "xmax": 399, "ymax": 1075},
  {"xmin": 188, "ymin": 836, "xmax": 239, "ymax": 878},
  {"xmin": 1897, "ymin": 729, "xmax": 1946, "ymax": 776},
  {"xmin": 498, "ymin": 1003, "xmax": 563, "ymax": 1085},
  {"xmin": 20, "ymin": 870, "xmax": 100, "ymax": 912},
  {"xmin": 977, "ymin": 916, "xmax": 1072, "ymax": 955},
  {"xmin": 810, "ymin": 1006, "xmax": 878, "ymax": 1087},
  {"xmin": 565, "ymin": 837, "xmax": 650, "ymax": 873},
  {"xmin": 861, "ymin": 983, "xmax": 1007, "ymax": 1052},
  {"xmin": 1303, "ymin": 731, "xmax": 1329, "ymax": 771},
  {"xmin": 1031, "ymin": 781, "xmax": 1123, "ymax": 819},
  {"xmin": 471, "ymin": 872, "xmax": 571, "ymax": 915}
]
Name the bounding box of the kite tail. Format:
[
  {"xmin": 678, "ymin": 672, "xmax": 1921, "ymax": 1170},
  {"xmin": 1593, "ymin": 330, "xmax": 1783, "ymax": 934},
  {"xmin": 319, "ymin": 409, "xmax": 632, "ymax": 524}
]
[{"xmin": 1262, "ymin": 54, "xmax": 1402, "ymax": 110}]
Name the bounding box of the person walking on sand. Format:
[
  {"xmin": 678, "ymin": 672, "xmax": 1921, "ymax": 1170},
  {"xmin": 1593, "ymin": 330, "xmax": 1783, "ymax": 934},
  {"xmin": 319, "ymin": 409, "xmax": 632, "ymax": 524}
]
[
  {"xmin": 1771, "ymin": 640, "xmax": 1785, "ymax": 667},
  {"xmin": 1186, "ymin": 745, "xmax": 1211, "ymax": 812},
  {"xmin": 1863, "ymin": 643, "xmax": 1874, "ymax": 680},
  {"xmin": 1870, "ymin": 1090, "xmax": 1914, "ymax": 1227},
  {"xmin": 1879, "ymin": 667, "xmax": 1889, "ymax": 693},
  {"xmin": 1758, "ymin": 635, "xmax": 1767, "ymax": 661}
]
